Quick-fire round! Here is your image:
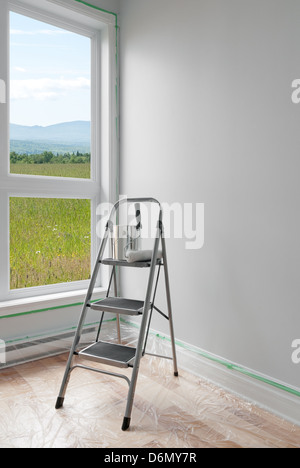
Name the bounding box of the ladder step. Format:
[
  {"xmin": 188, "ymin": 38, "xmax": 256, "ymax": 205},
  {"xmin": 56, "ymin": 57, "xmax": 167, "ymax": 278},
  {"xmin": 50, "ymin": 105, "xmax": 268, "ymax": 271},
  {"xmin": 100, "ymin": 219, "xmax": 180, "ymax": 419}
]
[
  {"xmin": 90, "ymin": 297, "xmax": 147, "ymax": 315},
  {"xmin": 79, "ymin": 341, "xmax": 136, "ymax": 368},
  {"xmin": 101, "ymin": 258, "xmax": 162, "ymax": 268}
]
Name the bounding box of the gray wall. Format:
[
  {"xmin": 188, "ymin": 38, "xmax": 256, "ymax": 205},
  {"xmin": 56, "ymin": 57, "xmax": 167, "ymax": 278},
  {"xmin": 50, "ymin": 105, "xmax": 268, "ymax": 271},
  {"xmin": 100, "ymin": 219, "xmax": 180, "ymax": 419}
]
[
  {"xmin": 93, "ymin": 0, "xmax": 119, "ymax": 13},
  {"xmin": 119, "ymin": 0, "xmax": 300, "ymax": 388}
]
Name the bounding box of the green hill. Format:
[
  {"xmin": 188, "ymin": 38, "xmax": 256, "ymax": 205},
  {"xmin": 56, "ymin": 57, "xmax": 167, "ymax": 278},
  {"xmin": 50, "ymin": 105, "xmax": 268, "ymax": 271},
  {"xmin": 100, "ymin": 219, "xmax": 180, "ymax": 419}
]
[{"xmin": 10, "ymin": 121, "xmax": 91, "ymax": 155}]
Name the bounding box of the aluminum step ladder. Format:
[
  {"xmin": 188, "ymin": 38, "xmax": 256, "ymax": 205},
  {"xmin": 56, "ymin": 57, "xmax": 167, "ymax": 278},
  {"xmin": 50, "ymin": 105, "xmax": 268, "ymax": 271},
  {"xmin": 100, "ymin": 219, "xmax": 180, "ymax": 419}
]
[{"xmin": 55, "ymin": 198, "xmax": 178, "ymax": 431}]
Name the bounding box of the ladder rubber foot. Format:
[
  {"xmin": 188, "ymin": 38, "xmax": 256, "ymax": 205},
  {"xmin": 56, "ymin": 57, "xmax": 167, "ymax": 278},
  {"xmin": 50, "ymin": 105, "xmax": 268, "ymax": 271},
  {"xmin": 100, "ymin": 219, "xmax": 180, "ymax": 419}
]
[
  {"xmin": 122, "ymin": 417, "xmax": 131, "ymax": 431},
  {"xmin": 174, "ymin": 371, "xmax": 179, "ymax": 377},
  {"xmin": 55, "ymin": 397, "xmax": 64, "ymax": 409}
]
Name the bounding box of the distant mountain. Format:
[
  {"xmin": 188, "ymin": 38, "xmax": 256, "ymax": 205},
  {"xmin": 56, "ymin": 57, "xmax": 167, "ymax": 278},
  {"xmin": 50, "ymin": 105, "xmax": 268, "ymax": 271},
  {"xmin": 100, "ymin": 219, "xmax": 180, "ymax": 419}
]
[
  {"xmin": 10, "ymin": 121, "xmax": 91, "ymax": 144},
  {"xmin": 10, "ymin": 140, "xmax": 90, "ymax": 155}
]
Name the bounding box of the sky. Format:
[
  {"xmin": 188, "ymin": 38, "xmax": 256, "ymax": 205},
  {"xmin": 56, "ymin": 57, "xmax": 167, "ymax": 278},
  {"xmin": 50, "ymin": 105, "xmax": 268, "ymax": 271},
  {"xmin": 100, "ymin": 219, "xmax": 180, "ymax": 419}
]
[{"xmin": 10, "ymin": 12, "xmax": 91, "ymax": 127}]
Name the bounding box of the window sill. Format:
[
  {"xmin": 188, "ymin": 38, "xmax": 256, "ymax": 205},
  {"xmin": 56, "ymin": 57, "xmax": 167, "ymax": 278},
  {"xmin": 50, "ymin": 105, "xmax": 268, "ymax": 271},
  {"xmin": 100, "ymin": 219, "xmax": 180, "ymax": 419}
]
[{"xmin": 0, "ymin": 287, "xmax": 107, "ymax": 318}]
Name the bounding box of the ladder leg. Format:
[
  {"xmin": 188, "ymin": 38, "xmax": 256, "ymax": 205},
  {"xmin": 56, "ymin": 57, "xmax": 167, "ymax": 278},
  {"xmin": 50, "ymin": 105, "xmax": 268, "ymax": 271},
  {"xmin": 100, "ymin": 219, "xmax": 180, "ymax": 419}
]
[
  {"xmin": 95, "ymin": 265, "xmax": 115, "ymax": 343},
  {"xmin": 161, "ymin": 234, "xmax": 179, "ymax": 377},
  {"xmin": 113, "ymin": 267, "xmax": 122, "ymax": 343},
  {"xmin": 122, "ymin": 226, "xmax": 161, "ymax": 431},
  {"xmin": 56, "ymin": 227, "xmax": 109, "ymax": 409},
  {"xmin": 116, "ymin": 315, "xmax": 121, "ymax": 344},
  {"xmin": 122, "ymin": 308, "xmax": 150, "ymax": 430},
  {"xmin": 55, "ymin": 304, "xmax": 89, "ymax": 408}
]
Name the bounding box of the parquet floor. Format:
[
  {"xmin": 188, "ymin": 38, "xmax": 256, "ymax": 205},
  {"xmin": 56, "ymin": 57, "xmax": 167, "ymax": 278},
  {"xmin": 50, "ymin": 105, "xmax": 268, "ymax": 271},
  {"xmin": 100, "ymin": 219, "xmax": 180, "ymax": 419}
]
[{"xmin": 0, "ymin": 353, "xmax": 299, "ymax": 448}]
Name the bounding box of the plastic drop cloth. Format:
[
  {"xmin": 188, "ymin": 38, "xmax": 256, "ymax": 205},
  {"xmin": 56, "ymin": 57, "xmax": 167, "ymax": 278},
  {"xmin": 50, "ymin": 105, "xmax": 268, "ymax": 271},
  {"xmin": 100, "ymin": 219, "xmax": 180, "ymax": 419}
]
[{"xmin": 0, "ymin": 320, "xmax": 300, "ymax": 448}]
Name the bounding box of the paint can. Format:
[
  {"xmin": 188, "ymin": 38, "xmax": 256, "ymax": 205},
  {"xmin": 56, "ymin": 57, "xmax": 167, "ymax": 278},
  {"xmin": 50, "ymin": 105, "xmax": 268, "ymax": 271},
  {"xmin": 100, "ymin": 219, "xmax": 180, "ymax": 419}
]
[{"xmin": 112, "ymin": 225, "xmax": 140, "ymax": 260}]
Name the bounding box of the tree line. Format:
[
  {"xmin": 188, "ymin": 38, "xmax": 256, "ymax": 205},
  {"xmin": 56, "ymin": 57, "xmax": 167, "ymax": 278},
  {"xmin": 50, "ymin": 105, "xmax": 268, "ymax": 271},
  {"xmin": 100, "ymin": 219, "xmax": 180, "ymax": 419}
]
[{"xmin": 10, "ymin": 151, "xmax": 91, "ymax": 165}]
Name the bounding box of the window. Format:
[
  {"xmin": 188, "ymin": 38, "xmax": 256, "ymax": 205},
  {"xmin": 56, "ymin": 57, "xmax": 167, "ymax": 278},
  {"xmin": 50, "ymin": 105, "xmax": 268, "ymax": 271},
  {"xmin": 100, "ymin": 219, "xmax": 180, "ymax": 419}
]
[
  {"xmin": 10, "ymin": 11, "xmax": 92, "ymax": 180},
  {"xmin": 0, "ymin": 0, "xmax": 118, "ymax": 303}
]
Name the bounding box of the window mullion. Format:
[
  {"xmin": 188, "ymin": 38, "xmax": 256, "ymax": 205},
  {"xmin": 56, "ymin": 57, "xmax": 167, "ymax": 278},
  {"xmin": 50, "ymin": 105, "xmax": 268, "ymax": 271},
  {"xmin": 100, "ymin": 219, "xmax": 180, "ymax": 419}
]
[{"xmin": 2, "ymin": 176, "xmax": 99, "ymax": 199}]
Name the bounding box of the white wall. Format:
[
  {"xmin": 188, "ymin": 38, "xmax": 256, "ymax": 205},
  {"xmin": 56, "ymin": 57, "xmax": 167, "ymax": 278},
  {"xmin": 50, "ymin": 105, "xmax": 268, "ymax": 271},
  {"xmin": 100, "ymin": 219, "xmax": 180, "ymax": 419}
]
[{"xmin": 119, "ymin": 0, "xmax": 300, "ymax": 389}]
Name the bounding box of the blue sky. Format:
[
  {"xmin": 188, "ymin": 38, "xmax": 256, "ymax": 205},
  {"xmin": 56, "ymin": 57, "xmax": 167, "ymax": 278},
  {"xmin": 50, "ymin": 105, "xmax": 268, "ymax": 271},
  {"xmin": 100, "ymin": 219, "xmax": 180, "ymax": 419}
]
[{"xmin": 10, "ymin": 12, "xmax": 91, "ymax": 127}]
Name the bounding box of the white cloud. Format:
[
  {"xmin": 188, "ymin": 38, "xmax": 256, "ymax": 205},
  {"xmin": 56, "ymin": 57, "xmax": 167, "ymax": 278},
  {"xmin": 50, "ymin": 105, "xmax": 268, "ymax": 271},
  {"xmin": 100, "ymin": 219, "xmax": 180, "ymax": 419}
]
[
  {"xmin": 14, "ymin": 66, "xmax": 27, "ymax": 73},
  {"xmin": 11, "ymin": 77, "xmax": 90, "ymax": 101}
]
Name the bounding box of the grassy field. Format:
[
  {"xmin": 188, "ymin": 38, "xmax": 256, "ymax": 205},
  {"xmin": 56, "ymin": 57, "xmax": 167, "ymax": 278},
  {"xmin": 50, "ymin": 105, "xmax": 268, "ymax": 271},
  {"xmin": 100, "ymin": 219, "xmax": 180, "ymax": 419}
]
[
  {"xmin": 10, "ymin": 162, "xmax": 90, "ymax": 179},
  {"xmin": 10, "ymin": 163, "xmax": 91, "ymax": 290}
]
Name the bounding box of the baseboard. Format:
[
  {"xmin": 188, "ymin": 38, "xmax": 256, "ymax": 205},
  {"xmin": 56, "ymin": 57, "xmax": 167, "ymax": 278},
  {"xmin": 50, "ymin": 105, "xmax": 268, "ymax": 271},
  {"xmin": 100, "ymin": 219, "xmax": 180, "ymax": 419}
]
[
  {"xmin": 118, "ymin": 318, "xmax": 300, "ymax": 427},
  {"xmin": 148, "ymin": 330, "xmax": 300, "ymax": 427}
]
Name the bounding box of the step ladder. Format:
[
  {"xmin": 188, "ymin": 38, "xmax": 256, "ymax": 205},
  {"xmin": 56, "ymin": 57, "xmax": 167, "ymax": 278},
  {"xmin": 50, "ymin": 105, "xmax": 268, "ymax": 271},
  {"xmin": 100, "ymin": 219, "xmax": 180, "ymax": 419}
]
[{"xmin": 55, "ymin": 198, "xmax": 178, "ymax": 431}]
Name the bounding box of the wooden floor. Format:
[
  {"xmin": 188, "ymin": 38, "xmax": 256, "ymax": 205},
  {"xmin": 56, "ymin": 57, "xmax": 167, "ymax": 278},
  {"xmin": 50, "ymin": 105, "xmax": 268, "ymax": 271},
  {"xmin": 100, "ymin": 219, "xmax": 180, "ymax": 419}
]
[{"xmin": 0, "ymin": 353, "xmax": 300, "ymax": 448}]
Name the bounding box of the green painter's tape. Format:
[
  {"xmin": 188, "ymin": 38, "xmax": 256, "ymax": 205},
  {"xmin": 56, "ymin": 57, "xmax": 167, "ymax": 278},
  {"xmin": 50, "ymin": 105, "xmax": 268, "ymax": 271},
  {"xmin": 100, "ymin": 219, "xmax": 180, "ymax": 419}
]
[
  {"xmin": 120, "ymin": 318, "xmax": 300, "ymax": 399},
  {"xmin": 73, "ymin": 0, "xmax": 119, "ymax": 75},
  {"xmin": 73, "ymin": 0, "xmax": 119, "ymax": 202},
  {"xmin": 174, "ymin": 340, "xmax": 300, "ymax": 398},
  {"xmin": 74, "ymin": 0, "xmax": 117, "ymax": 20},
  {"xmin": 0, "ymin": 302, "xmax": 83, "ymax": 320},
  {"xmin": 0, "ymin": 299, "xmax": 104, "ymax": 320}
]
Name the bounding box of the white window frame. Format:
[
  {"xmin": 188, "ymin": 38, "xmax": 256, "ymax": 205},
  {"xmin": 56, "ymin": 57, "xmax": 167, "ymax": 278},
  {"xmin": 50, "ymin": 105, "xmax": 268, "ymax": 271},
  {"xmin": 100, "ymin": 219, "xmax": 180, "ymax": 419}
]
[{"xmin": 0, "ymin": 0, "xmax": 119, "ymax": 308}]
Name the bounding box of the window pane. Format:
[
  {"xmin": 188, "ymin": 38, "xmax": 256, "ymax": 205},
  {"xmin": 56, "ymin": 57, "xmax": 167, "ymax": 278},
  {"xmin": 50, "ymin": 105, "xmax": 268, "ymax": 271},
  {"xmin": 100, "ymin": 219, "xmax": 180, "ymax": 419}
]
[
  {"xmin": 10, "ymin": 198, "xmax": 91, "ymax": 289},
  {"xmin": 10, "ymin": 12, "xmax": 91, "ymax": 179}
]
